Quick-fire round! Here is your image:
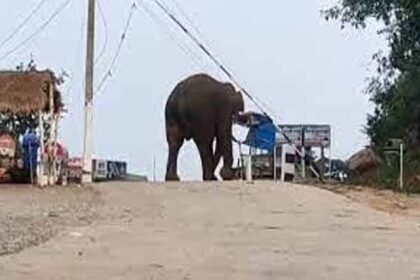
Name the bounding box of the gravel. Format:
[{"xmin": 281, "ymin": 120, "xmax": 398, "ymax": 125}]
[{"xmin": 0, "ymin": 185, "xmax": 101, "ymax": 256}]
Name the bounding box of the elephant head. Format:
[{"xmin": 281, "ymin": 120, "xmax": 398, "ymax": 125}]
[{"xmin": 224, "ymin": 83, "xmax": 245, "ymax": 118}]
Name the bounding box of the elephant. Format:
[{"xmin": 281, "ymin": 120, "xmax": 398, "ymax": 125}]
[{"xmin": 165, "ymin": 73, "xmax": 244, "ymax": 181}]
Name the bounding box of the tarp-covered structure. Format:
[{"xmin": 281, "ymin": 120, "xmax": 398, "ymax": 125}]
[{"xmin": 235, "ymin": 112, "xmax": 277, "ymax": 152}]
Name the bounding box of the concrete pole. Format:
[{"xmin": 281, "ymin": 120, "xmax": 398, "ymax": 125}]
[
  {"xmin": 82, "ymin": 0, "xmax": 95, "ymax": 184},
  {"xmin": 245, "ymin": 154, "xmax": 253, "ymax": 183}
]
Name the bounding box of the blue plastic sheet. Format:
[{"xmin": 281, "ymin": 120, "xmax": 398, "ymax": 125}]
[
  {"xmin": 243, "ymin": 114, "xmax": 276, "ymax": 152},
  {"xmin": 22, "ymin": 132, "xmax": 40, "ymax": 173}
]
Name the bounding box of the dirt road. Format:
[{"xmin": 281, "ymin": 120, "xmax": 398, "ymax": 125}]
[{"xmin": 1, "ymin": 182, "xmax": 420, "ymax": 279}]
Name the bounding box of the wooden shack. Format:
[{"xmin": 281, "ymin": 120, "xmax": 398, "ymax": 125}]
[{"xmin": 0, "ymin": 70, "xmax": 63, "ymax": 186}]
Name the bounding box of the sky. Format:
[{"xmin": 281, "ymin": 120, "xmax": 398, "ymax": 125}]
[{"xmin": 0, "ymin": 0, "xmax": 387, "ymax": 180}]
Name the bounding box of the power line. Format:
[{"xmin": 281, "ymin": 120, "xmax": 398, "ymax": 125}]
[
  {"xmin": 0, "ymin": 0, "xmax": 49, "ymax": 50},
  {"xmin": 138, "ymin": 0, "xmax": 211, "ymax": 71},
  {"xmin": 165, "ymin": 0, "xmax": 208, "ymax": 44},
  {"xmin": 163, "ymin": 0, "xmax": 282, "ymax": 121},
  {"xmin": 164, "ymin": 0, "xmax": 226, "ymax": 70},
  {"xmin": 0, "ymin": 0, "xmax": 72, "ymax": 62},
  {"xmin": 94, "ymin": 0, "xmax": 109, "ymax": 67},
  {"xmin": 95, "ymin": 2, "xmax": 137, "ymax": 94},
  {"xmin": 151, "ymin": 0, "xmax": 319, "ymax": 178},
  {"xmin": 150, "ymin": 0, "xmax": 267, "ymax": 114}
]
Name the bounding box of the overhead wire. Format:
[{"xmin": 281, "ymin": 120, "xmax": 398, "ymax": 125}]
[
  {"xmin": 95, "ymin": 2, "xmax": 137, "ymax": 94},
  {"xmin": 138, "ymin": 0, "xmax": 211, "ymax": 71},
  {"xmin": 66, "ymin": 9, "xmax": 87, "ymax": 108},
  {"xmin": 164, "ymin": 0, "xmax": 227, "ymax": 72},
  {"xmin": 163, "ymin": 0, "xmax": 281, "ymax": 121},
  {"xmin": 150, "ymin": 0, "xmax": 267, "ymax": 116},
  {"xmin": 0, "ymin": 0, "xmax": 73, "ymax": 62},
  {"xmin": 150, "ymin": 0, "xmax": 320, "ymax": 178},
  {"xmin": 0, "ymin": 0, "xmax": 49, "ymax": 50},
  {"xmin": 94, "ymin": 0, "xmax": 109, "ymax": 67}
]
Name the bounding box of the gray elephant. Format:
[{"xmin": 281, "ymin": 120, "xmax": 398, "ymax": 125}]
[{"xmin": 165, "ymin": 74, "xmax": 244, "ymax": 181}]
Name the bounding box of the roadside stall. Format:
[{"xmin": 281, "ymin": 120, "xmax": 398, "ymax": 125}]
[{"xmin": 0, "ymin": 70, "xmax": 64, "ymax": 186}]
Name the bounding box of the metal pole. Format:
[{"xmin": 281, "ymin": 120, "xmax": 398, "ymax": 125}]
[
  {"xmin": 273, "ymin": 145, "xmax": 277, "ymax": 181},
  {"xmin": 328, "ymin": 146, "xmax": 332, "ymax": 180},
  {"xmin": 82, "ymin": 0, "xmax": 95, "ymax": 184},
  {"xmin": 301, "ymin": 146, "xmax": 305, "ymax": 178},
  {"xmin": 400, "ymin": 143, "xmax": 404, "ymax": 190}
]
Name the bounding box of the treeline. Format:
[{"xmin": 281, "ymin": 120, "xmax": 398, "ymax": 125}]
[{"xmin": 324, "ymin": 1, "xmax": 420, "ymax": 189}]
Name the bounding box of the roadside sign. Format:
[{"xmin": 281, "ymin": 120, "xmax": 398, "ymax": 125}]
[
  {"xmin": 276, "ymin": 125, "xmax": 331, "ymax": 148},
  {"xmin": 277, "ymin": 125, "xmax": 303, "ymax": 146},
  {"xmin": 304, "ymin": 125, "xmax": 331, "ymax": 148},
  {"xmin": 384, "ymin": 138, "xmax": 403, "ymax": 152}
]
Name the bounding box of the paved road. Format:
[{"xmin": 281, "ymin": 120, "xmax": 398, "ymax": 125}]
[{"xmin": 2, "ymin": 182, "xmax": 420, "ymax": 279}]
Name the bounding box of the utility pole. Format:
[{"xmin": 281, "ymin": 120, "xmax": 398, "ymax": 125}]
[{"xmin": 82, "ymin": 0, "xmax": 95, "ymax": 184}]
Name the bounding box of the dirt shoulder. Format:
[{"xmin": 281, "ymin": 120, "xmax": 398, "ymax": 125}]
[
  {"xmin": 0, "ymin": 185, "xmax": 102, "ymax": 256},
  {"xmin": 319, "ymin": 184, "xmax": 420, "ymax": 218}
]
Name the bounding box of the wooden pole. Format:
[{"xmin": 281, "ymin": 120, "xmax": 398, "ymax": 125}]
[
  {"xmin": 82, "ymin": 0, "xmax": 95, "ymax": 184},
  {"xmin": 38, "ymin": 112, "xmax": 45, "ymax": 187},
  {"xmin": 49, "ymin": 83, "xmax": 56, "ymax": 185},
  {"xmin": 53, "ymin": 114, "xmax": 59, "ymax": 184}
]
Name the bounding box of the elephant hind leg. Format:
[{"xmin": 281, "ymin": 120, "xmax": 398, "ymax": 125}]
[
  {"xmin": 165, "ymin": 124, "xmax": 184, "ymax": 181},
  {"xmin": 196, "ymin": 141, "xmax": 217, "ymax": 181},
  {"xmin": 217, "ymin": 130, "xmax": 234, "ymax": 181}
]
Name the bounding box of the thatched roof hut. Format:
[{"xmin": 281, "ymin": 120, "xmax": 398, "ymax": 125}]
[{"xmin": 0, "ymin": 70, "xmax": 62, "ymax": 115}]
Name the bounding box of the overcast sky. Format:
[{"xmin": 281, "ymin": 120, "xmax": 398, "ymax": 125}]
[{"xmin": 0, "ymin": 0, "xmax": 386, "ymax": 180}]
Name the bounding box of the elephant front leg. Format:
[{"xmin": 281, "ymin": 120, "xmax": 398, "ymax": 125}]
[
  {"xmin": 219, "ymin": 140, "xmax": 234, "ymax": 180},
  {"xmin": 218, "ymin": 126, "xmax": 234, "ymax": 181},
  {"xmin": 196, "ymin": 142, "xmax": 217, "ymax": 181}
]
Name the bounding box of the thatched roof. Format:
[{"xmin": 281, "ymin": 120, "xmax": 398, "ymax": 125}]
[{"xmin": 0, "ymin": 70, "xmax": 62, "ymax": 114}]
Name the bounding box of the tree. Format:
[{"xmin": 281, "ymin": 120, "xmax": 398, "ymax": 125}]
[{"xmin": 324, "ymin": 0, "xmax": 420, "ymax": 148}]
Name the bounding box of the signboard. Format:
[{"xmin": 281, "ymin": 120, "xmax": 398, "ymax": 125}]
[
  {"xmin": 276, "ymin": 125, "xmax": 303, "ymax": 146},
  {"xmin": 93, "ymin": 160, "xmax": 108, "ymax": 180},
  {"xmin": 0, "ymin": 134, "xmax": 16, "ymax": 157},
  {"xmin": 67, "ymin": 157, "xmax": 83, "ymax": 182},
  {"xmin": 384, "ymin": 138, "xmax": 403, "ymax": 152},
  {"xmin": 304, "ymin": 125, "xmax": 331, "ymax": 148},
  {"xmin": 107, "ymin": 161, "xmax": 127, "ymax": 180},
  {"xmin": 92, "ymin": 160, "xmax": 127, "ymax": 181},
  {"xmin": 276, "ymin": 125, "xmax": 331, "ymax": 148},
  {"xmin": 66, "ymin": 158, "xmax": 127, "ymax": 182}
]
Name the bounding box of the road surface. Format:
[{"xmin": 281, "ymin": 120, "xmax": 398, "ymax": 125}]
[{"xmin": 1, "ymin": 181, "xmax": 420, "ymax": 279}]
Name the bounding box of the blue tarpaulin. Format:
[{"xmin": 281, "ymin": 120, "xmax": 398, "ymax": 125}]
[
  {"xmin": 242, "ymin": 113, "xmax": 276, "ymax": 152},
  {"xmin": 22, "ymin": 132, "xmax": 40, "ymax": 173}
]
